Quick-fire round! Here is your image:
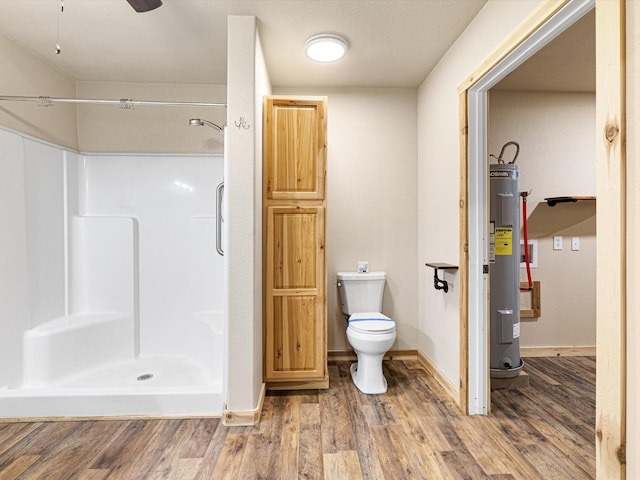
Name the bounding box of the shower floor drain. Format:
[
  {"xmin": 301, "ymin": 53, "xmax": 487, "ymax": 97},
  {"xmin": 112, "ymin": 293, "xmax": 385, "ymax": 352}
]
[{"xmin": 137, "ymin": 373, "xmax": 154, "ymax": 381}]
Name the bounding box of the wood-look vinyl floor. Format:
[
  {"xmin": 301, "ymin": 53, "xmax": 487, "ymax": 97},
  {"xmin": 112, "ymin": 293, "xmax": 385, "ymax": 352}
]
[{"xmin": 0, "ymin": 356, "xmax": 595, "ymax": 479}]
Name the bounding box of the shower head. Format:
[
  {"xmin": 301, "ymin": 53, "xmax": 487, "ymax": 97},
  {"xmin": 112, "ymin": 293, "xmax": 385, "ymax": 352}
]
[{"xmin": 189, "ymin": 118, "xmax": 224, "ymax": 133}]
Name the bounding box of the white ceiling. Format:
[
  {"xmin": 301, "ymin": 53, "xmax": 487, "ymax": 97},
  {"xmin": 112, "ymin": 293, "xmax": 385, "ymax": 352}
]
[
  {"xmin": 0, "ymin": 0, "xmax": 594, "ymax": 91},
  {"xmin": 494, "ymin": 9, "xmax": 594, "ymax": 92},
  {"xmin": 0, "ymin": 0, "xmax": 488, "ymax": 88}
]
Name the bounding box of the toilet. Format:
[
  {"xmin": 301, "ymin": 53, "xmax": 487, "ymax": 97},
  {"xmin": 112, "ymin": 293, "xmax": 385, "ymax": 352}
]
[{"xmin": 337, "ymin": 271, "xmax": 396, "ymax": 394}]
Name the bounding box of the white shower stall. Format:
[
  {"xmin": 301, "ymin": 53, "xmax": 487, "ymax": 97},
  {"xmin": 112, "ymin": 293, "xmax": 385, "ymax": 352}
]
[{"xmin": 0, "ymin": 127, "xmax": 225, "ymax": 417}]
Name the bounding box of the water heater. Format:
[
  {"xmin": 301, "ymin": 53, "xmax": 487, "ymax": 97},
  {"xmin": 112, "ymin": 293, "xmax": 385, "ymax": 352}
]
[{"xmin": 489, "ymin": 163, "xmax": 523, "ymax": 378}]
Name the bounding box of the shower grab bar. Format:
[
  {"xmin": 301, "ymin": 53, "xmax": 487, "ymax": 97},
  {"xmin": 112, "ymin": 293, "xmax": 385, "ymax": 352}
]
[{"xmin": 216, "ymin": 182, "xmax": 224, "ymax": 256}]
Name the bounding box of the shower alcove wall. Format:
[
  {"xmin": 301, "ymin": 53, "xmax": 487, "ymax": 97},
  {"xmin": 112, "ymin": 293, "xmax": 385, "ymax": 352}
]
[{"xmin": 0, "ymin": 127, "xmax": 225, "ymax": 417}]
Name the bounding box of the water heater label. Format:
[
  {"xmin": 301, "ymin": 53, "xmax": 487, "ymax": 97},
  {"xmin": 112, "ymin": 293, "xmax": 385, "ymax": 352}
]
[
  {"xmin": 489, "ymin": 221, "xmax": 495, "ymax": 263},
  {"xmin": 495, "ymin": 227, "xmax": 513, "ymax": 256},
  {"xmin": 513, "ymin": 322, "xmax": 521, "ymax": 339},
  {"xmin": 490, "ymin": 170, "xmax": 517, "ymax": 179}
]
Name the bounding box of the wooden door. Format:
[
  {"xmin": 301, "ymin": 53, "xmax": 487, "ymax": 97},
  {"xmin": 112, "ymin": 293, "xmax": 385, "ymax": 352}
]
[
  {"xmin": 264, "ymin": 205, "xmax": 325, "ymax": 383},
  {"xmin": 263, "ymin": 96, "xmax": 327, "ymax": 389},
  {"xmin": 264, "ymin": 97, "xmax": 326, "ymax": 200}
]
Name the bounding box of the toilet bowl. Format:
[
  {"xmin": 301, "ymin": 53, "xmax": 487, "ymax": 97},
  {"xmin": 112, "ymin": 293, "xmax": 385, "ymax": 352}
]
[
  {"xmin": 346, "ymin": 312, "xmax": 396, "ymax": 394},
  {"xmin": 337, "ymin": 272, "xmax": 396, "ymax": 394}
]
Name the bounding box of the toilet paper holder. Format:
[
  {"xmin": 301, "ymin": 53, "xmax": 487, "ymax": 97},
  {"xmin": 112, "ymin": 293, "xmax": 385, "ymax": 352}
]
[{"xmin": 425, "ymin": 263, "xmax": 459, "ymax": 293}]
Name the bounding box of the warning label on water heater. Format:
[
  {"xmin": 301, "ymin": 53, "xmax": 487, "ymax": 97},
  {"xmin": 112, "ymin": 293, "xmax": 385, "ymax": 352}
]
[
  {"xmin": 489, "ymin": 222, "xmax": 495, "ymax": 263},
  {"xmin": 494, "ymin": 227, "xmax": 513, "ymax": 256}
]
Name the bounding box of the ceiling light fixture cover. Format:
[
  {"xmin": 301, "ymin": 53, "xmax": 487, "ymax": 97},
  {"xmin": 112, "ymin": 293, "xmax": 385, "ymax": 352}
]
[{"xmin": 305, "ymin": 34, "xmax": 348, "ymax": 63}]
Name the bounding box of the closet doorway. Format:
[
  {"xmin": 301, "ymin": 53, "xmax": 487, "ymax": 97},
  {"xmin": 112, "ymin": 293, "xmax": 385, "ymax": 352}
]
[{"xmin": 459, "ymin": 0, "xmax": 625, "ymax": 477}]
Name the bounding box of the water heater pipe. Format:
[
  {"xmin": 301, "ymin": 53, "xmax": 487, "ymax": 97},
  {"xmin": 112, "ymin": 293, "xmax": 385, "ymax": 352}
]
[{"xmin": 520, "ymin": 191, "xmax": 533, "ymax": 291}]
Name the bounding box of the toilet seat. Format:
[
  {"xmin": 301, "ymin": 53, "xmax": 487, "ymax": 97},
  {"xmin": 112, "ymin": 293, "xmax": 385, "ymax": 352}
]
[{"xmin": 348, "ymin": 312, "xmax": 395, "ymax": 334}]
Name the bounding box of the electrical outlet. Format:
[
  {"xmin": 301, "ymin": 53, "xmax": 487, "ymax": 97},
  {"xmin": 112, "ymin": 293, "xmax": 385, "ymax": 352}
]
[
  {"xmin": 553, "ymin": 235, "xmax": 563, "ymax": 250},
  {"xmin": 571, "ymin": 237, "xmax": 580, "ymax": 251}
]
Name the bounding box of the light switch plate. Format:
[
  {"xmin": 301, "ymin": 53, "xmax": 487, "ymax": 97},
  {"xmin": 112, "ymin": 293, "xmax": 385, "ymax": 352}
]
[{"xmin": 571, "ymin": 237, "xmax": 580, "ymax": 251}]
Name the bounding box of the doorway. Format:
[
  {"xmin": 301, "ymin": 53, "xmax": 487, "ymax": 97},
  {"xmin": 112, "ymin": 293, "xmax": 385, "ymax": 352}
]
[
  {"xmin": 459, "ymin": 0, "xmax": 626, "ymax": 476},
  {"xmin": 488, "ymin": 7, "xmax": 596, "ymax": 376},
  {"xmin": 461, "ymin": 0, "xmax": 595, "ymax": 415}
]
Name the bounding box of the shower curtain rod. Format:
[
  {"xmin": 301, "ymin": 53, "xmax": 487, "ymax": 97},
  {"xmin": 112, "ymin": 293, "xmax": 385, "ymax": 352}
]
[{"xmin": 0, "ymin": 95, "xmax": 226, "ymax": 109}]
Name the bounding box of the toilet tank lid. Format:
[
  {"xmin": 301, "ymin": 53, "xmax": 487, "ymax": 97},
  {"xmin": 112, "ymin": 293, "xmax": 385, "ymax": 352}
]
[{"xmin": 337, "ymin": 271, "xmax": 386, "ymax": 281}]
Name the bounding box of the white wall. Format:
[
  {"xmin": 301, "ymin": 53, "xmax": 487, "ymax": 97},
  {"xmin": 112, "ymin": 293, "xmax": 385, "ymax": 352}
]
[
  {"xmin": 489, "ymin": 91, "xmax": 596, "ymax": 348},
  {"xmin": 0, "ymin": 30, "xmax": 225, "ymax": 155},
  {"xmin": 273, "ymin": 86, "xmax": 419, "ymax": 352},
  {"xmin": 76, "ymin": 81, "xmax": 226, "ymax": 153},
  {"xmin": 0, "ymin": 33, "xmax": 78, "ymax": 149},
  {"xmin": 225, "ymin": 15, "xmax": 271, "ymax": 414},
  {"xmin": 253, "ymin": 28, "xmax": 270, "ymax": 403},
  {"xmin": 417, "ymin": 0, "xmax": 540, "ymax": 386}
]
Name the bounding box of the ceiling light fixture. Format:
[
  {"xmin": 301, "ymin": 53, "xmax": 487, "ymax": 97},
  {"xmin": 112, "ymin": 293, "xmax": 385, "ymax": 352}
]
[{"xmin": 304, "ymin": 34, "xmax": 348, "ymax": 63}]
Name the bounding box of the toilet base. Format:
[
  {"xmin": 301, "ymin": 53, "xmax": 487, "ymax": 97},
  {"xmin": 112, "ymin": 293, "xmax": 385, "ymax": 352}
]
[{"xmin": 350, "ymin": 359, "xmax": 388, "ymax": 395}]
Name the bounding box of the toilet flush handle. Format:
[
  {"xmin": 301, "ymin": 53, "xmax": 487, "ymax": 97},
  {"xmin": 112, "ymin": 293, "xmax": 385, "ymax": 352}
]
[{"xmin": 337, "ymin": 281, "xmax": 342, "ymax": 287}]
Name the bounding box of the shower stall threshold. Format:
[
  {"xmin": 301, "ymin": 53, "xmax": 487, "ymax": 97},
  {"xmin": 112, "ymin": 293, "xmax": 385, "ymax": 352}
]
[{"xmin": 0, "ymin": 356, "xmax": 223, "ymax": 419}]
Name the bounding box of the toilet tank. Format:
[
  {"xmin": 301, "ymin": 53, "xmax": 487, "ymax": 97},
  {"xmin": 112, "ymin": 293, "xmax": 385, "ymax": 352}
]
[{"xmin": 337, "ymin": 271, "xmax": 386, "ymax": 315}]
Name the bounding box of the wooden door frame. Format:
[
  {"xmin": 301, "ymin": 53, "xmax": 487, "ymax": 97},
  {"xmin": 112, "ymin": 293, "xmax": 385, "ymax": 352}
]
[{"xmin": 458, "ymin": 0, "xmax": 625, "ymax": 476}]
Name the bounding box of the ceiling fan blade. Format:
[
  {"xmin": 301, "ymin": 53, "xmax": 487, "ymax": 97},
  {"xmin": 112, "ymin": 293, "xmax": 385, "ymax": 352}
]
[{"xmin": 126, "ymin": 0, "xmax": 162, "ymax": 12}]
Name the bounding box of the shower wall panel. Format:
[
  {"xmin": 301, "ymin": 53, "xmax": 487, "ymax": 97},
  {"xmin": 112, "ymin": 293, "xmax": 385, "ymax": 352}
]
[
  {"xmin": 23, "ymin": 139, "xmax": 66, "ymax": 328},
  {"xmin": 81, "ymin": 155, "xmax": 223, "ymax": 356},
  {"xmin": 188, "ymin": 217, "xmax": 223, "ymax": 313},
  {"xmin": 0, "ymin": 125, "xmax": 225, "ymax": 415},
  {"xmin": 69, "ymin": 217, "xmax": 135, "ymax": 314},
  {"xmin": 0, "ymin": 129, "xmax": 29, "ymax": 387}
]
